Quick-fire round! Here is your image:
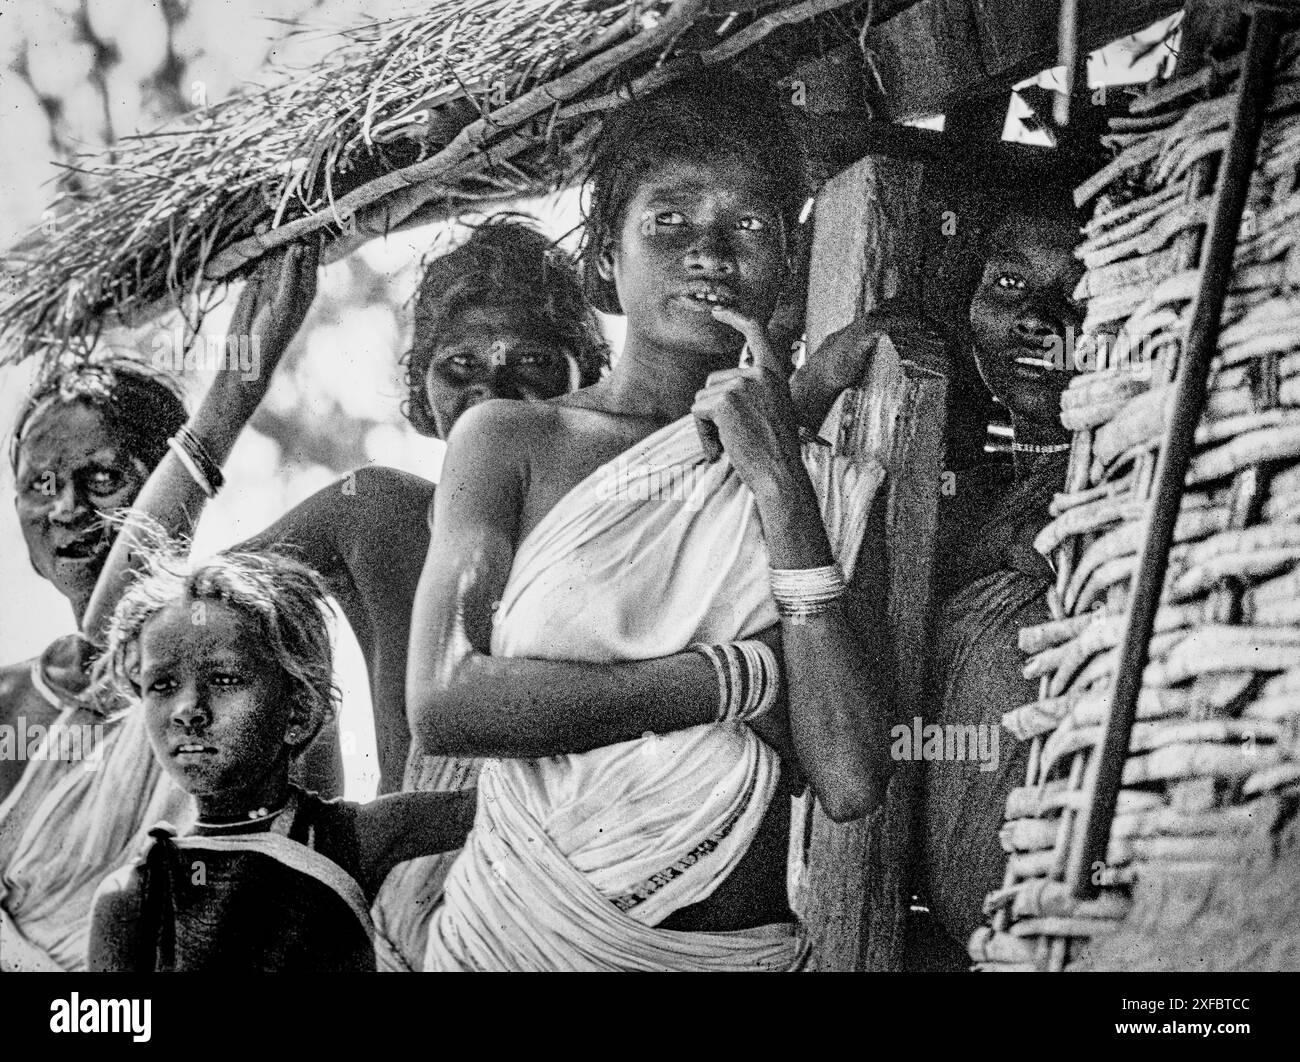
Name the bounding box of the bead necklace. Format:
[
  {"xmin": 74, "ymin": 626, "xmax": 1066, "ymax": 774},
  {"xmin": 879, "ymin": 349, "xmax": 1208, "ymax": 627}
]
[
  {"xmin": 196, "ymin": 796, "xmax": 290, "ymax": 830},
  {"xmin": 1012, "ymin": 441, "xmax": 1071, "ymax": 454}
]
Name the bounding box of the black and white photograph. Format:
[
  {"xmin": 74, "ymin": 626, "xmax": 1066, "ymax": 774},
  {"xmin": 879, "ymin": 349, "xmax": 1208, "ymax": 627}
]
[{"xmin": 0, "ymin": 0, "xmax": 1295, "ymax": 1042}]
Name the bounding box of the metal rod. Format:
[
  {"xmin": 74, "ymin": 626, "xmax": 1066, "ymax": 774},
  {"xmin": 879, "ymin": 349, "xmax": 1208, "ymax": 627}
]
[
  {"xmin": 1056, "ymin": 0, "xmax": 1084, "ymax": 127},
  {"xmin": 1067, "ymin": 3, "xmax": 1286, "ymax": 900}
]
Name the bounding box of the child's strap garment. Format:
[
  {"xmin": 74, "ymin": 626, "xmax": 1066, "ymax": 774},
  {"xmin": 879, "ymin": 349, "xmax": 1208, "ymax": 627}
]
[{"xmin": 130, "ymin": 786, "xmax": 376, "ymax": 972}]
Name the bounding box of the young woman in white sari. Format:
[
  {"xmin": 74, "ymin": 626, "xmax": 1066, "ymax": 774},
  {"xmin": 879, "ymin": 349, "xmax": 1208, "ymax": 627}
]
[{"xmin": 406, "ymin": 73, "xmax": 895, "ymax": 971}]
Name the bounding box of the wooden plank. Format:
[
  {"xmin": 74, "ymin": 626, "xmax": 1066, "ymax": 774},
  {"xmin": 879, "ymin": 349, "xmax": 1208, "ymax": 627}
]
[
  {"xmin": 862, "ymin": 0, "xmax": 1185, "ymax": 119},
  {"xmin": 791, "ymin": 154, "xmax": 948, "ymax": 970},
  {"xmin": 1174, "ymin": 0, "xmax": 1248, "ymax": 76},
  {"xmin": 975, "ymin": 0, "xmax": 1181, "ymax": 80},
  {"xmin": 796, "ymin": 111, "xmax": 1095, "ymax": 193},
  {"xmin": 862, "ymin": 0, "xmax": 985, "ymax": 120}
]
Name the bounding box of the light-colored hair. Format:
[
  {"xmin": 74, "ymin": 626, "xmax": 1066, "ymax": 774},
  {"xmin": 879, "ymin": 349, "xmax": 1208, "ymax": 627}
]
[{"xmin": 105, "ymin": 537, "xmax": 338, "ymax": 760}]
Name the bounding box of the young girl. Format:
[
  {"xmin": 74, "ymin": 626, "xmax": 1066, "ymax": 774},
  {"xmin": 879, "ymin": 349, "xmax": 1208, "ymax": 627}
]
[
  {"xmin": 87, "ymin": 544, "xmax": 476, "ymax": 972},
  {"xmin": 404, "ymin": 73, "xmax": 892, "ymax": 970}
]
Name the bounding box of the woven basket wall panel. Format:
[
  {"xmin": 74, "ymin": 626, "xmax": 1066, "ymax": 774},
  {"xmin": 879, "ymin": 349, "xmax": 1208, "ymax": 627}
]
[{"xmin": 970, "ymin": 32, "xmax": 1300, "ymax": 972}]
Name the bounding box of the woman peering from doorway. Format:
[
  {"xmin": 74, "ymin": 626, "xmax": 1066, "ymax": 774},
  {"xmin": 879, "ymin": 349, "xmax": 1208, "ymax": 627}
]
[{"xmin": 919, "ymin": 177, "xmax": 1090, "ymax": 961}]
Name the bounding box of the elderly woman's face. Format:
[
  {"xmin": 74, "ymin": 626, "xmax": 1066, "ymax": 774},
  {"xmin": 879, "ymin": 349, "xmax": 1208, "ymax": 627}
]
[
  {"xmin": 13, "ymin": 401, "xmax": 148, "ymax": 615},
  {"xmin": 416, "ymin": 304, "xmax": 577, "ymax": 439}
]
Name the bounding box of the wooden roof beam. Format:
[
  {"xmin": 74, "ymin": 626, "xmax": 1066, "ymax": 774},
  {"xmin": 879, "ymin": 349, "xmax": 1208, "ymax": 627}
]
[{"xmin": 860, "ymin": 0, "xmax": 1186, "ymax": 120}]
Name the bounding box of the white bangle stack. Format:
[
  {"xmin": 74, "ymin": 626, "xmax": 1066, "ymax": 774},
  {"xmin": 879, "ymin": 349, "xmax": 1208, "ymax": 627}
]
[
  {"xmin": 690, "ymin": 640, "xmax": 781, "ymax": 724},
  {"xmin": 769, "ymin": 562, "xmax": 847, "ymax": 619}
]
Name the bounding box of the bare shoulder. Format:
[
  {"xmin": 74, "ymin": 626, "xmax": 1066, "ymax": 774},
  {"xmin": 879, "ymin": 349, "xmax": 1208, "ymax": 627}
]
[
  {"xmin": 333, "ymin": 466, "xmax": 437, "ymax": 536},
  {"xmin": 447, "ymin": 398, "xmax": 567, "ymax": 458},
  {"xmin": 277, "ymin": 465, "xmax": 436, "ymax": 526},
  {"xmin": 348, "ymin": 464, "xmax": 435, "ymax": 502},
  {"xmin": 441, "ymin": 400, "xmax": 577, "ymax": 497},
  {"xmin": 353, "ymin": 789, "xmax": 478, "ymax": 884}
]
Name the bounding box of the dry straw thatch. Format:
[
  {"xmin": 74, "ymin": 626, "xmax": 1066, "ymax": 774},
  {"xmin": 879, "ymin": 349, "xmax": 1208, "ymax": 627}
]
[
  {"xmin": 970, "ymin": 27, "xmax": 1300, "ymax": 971},
  {"xmin": 0, "ymin": 0, "xmax": 866, "ymax": 364}
]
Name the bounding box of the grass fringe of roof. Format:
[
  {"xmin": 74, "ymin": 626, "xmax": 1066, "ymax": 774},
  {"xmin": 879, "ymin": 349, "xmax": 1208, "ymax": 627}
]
[{"xmin": 0, "ymin": 0, "xmax": 863, "ymax": 366}]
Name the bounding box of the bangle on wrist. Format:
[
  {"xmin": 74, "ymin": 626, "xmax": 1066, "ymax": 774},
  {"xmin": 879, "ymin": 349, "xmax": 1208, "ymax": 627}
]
[
  {"xmin": 168, "ymin": 426, "xmax": 225, "ymax": 498},
  {"xmin": 769, "ymin": 562, "xmax": 847, "ymax": 618},
  {"xmin": 690, "ymin": 640, "xmax": 781, "ymax": 724}
]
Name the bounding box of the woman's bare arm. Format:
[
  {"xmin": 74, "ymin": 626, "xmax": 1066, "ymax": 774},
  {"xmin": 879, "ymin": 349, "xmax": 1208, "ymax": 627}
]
[
  {"xmin": 694, "ymin": 309, "xmax": 894, "ymax": 822},
  {"xmin": 241, "ymin": 466, "xmax": 435, "ymax": 791},
  {"xmin": 81, "ymin": 245, "xmax": 318, "ymax": 645},
  {"xmin": 355, "ymin": 789, "xmax": 479, "ymax": 896},
  {"xmin": 789, "ymin": 306, "xmax": 944, "ymax": 433},
  {"xmin": 406, "ymin": 401, "xmax": 724, "ymax": 760}
]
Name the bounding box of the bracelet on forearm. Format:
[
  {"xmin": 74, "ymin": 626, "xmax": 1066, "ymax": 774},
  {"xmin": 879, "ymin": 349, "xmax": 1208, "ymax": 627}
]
[
  {"xmin": 690, "ymin": 640, "xmax": 781, "ymax": 724},
  {"xmin": 167, "ymin": 438, "xmax": 215, "ymax": 498},
  {"xmin": 769, "ymin": 562, "xmax": 847, "ymax": 619},
  {"xmin": 176, "ymin": 426, "xmax": 225, "ymax": 493},
  {"xmin": 167, "ymin": 426, "xmax": 225, "ymax": 499},
  {"xmin": 170, "ymin": 426, "xmax": 226, "ymax": 501}
]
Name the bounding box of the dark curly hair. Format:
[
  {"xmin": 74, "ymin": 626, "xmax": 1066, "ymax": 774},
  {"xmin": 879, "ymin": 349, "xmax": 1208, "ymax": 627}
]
[
  {"xmin": 578, "ymin": 71, "xmax": 809, "ymax": 315},
  {"xmin": 10, "ymin": 355, "xmax": 188, "ymax": 474},
  {"xmin": 401, "ymin": 215, "xmax": 608, "ymax": 436}
]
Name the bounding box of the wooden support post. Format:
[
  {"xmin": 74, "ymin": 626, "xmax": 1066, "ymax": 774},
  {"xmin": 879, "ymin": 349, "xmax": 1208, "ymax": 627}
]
[{"xmin": 790, "ymin": 154, "xmax": 948, "ymax": 970}]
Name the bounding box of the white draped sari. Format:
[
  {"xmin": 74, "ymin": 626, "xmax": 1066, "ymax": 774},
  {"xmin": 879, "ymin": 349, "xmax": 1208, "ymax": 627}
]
[
  {"xmin": 0, "ymin": 688, "xmax": 191, "ymax": 971},
  {"xmin": 424, "ymin": 414, "xmax": 882, "ymax": 971}
]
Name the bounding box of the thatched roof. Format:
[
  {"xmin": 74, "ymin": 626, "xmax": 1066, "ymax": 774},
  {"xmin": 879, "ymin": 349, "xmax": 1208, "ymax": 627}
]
[{"xmin": 0, "ymin": 0, "xmax": 870, "ymax": 364}]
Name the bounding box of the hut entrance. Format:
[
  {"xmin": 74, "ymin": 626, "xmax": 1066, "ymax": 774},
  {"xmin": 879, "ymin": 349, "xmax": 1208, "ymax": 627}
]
[{"xmin": 785, "ymin": 1, "xmax": 1278, "ymax": 972}]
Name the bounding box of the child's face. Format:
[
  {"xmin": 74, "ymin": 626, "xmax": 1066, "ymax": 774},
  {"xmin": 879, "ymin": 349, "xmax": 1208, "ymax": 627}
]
[
  {"xmin": 600, "ymin": 155, "xmax": 787, "ymax": 363},
  {"xmin": 969, "ymin": 210, "xmax": 1084, "ymax": 430},
  {"xmin": 137, "ymin": 599, "xmax": 296, "ymax": 809},
  {"xmin": 416, "ymin": 304, "xmax": 576, "ymax": 438},
  {"xmin": 14, "ymin": 400, "xmax": 149, "ymax": 616}
]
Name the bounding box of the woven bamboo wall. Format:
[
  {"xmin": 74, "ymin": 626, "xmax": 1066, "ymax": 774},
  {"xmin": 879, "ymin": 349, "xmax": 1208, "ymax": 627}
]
[{"xmin": 971, "ymin": 26, "xmax": 1300, "ymax": 972}]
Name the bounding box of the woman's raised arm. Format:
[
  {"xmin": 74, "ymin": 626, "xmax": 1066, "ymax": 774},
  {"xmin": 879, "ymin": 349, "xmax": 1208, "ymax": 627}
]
[
  {"xmin": 81, "ymin": 245, "xmax": 317, "ymax": 644},
  {"xmin": 406, "ymin": 400, "xmax": 730, "ymax": 760}
]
